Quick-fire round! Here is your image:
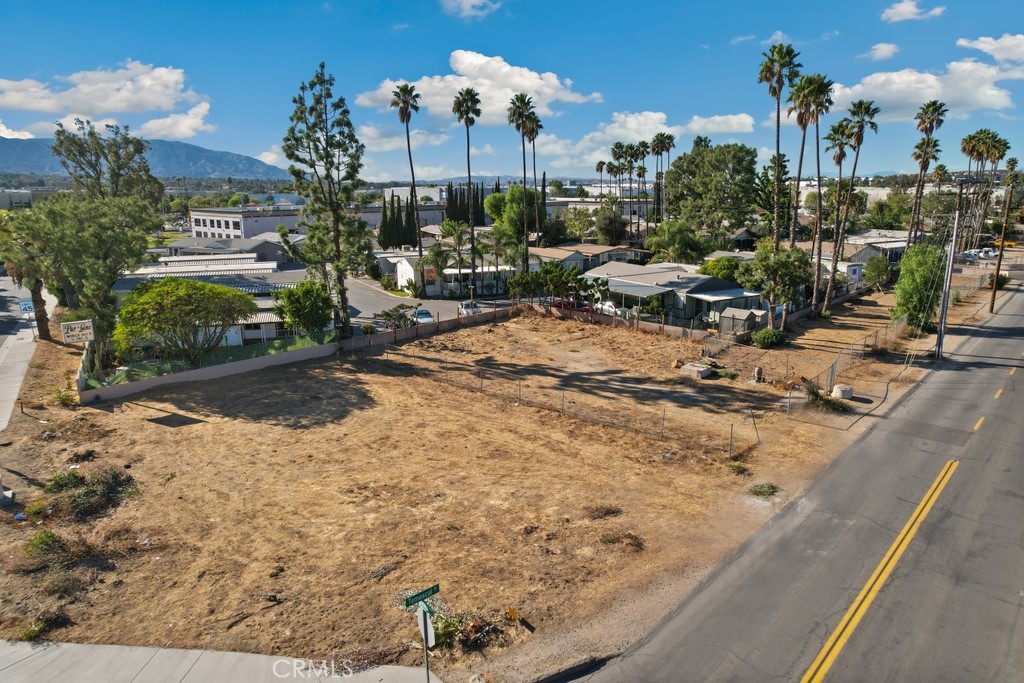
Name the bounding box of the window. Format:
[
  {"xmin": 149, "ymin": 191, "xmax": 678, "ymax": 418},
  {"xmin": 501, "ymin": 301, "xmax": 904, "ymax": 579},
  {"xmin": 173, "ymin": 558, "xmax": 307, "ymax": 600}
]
[
  {"xmin": 201, "ymin": 219, "xmax": 208, "ymax": 227},
  {"xmin": 233, "ymin": 221, "xmax": 240, "ymax": 229},
  {"xmin": 243, "ymin": 323, "xmax": 261, "ymax": 331},
  {"xmin": 193, "ymin": 218, "xmax": 200, "ymax": 227},
  {"xmin": 216, "ymin": 220, "xmax": 222, "ymax": 229}
]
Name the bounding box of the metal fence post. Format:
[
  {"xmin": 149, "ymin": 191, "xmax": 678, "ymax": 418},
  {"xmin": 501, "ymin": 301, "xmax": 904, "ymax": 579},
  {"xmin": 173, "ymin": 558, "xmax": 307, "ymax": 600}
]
[
  {"xmin": 561, "ymin": 390, "xmax": 565, "ymax": 414},
  {"xmin": 749, "ymin": 409, "xmax": 760, "ymax": 443},
  {"xmin": 662, "ymin": 407, "xmax": 666, "ymax": 439}
]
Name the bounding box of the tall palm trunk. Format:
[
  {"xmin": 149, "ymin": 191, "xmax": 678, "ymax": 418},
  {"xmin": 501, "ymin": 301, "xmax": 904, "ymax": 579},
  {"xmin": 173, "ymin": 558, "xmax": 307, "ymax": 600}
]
[
  {"xmin": 531, "ymin": 138, "xmax": 541, "ymax": 246},
  {"xmin": 404, "ymin": 120, "xmax": 423, "ymax": 295},
  {"xmin": 773, "ymin": 94, "xmax": 782, "ymax": 251},
  {"xmin": 521, "ymin": 133, "xmax": 529, "ymax": 273},
  {"xmin": 465, "ymin": 123, "xmax": 477, "ymax": 296},
  {"xmin": 812, "ymin": 120, "xmax": 824, "ymax": 313},
  {"xmin": 823, "ymin": 156, "xmax": 845, "ymax": 310},
  {"xmin": 792, "ymin": 126, "xmax": 808, "ymax": 247}
]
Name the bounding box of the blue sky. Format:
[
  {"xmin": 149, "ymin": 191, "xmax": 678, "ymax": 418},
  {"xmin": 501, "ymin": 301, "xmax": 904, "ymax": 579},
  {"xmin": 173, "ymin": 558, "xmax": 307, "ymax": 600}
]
[{"xmin": 1, "ymin": 1, "xmax": 1021, "ymax": 181}]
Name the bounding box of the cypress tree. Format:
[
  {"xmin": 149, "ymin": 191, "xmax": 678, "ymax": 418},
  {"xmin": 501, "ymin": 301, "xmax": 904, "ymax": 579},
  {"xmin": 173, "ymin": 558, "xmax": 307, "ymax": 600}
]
[
  {"xmin": 404, "ymin": 193, "xmax": 416, "ymax": 246},
  {"xmin": 378, "ymin": 194, "xmax": 390, "ymax": 248}
]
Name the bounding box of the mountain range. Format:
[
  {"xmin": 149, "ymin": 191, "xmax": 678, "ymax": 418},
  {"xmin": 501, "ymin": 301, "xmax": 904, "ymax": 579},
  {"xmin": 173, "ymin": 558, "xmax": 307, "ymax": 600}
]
[{"xmin": 0, "ymin": 136, "xmax": 290, "ymax": 180}]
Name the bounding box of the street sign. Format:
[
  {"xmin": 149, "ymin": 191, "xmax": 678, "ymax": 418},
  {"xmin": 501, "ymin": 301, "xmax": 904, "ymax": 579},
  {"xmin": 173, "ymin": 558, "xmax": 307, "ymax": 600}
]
[
  {"xmin": 416, "ymin": 605, "xmax": 436, "ymax": 648},
  {"xmin": 404, "ymin": 584, "xmax": 440, "ymax": 608},
  {"xmin": 61, "ymin": 319, "xmax": 96, "ymax": 344},
  {"xmin": 18, "ymin": 299, "xmax": 33, "ymax": 314}
]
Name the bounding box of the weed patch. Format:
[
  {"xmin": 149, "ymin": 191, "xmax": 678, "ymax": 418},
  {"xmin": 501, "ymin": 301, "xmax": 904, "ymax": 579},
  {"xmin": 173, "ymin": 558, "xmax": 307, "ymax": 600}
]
[{"xmin": 749, "ymin": 482, "xmax": 779, "ymax": 498}]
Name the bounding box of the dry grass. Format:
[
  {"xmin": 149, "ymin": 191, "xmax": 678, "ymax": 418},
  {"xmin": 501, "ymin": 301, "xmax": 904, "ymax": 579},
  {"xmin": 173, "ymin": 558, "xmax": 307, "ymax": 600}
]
[{"xmin": 0, "ymin": 286, "xmax": 1000, "ymax": 679}]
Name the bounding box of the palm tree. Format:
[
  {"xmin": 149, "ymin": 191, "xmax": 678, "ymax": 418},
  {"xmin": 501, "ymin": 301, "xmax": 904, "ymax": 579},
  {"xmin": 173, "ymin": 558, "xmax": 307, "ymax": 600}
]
[
  {"xmin": 909, "ymin": 137, "xmax": 941, "ymax": 246},
  {"xmin": 453, "ymin": 87, "xmax": 481, "ymax": 296},
  {"xmin": 931, "ymin": 164, "xmax": 948, "ymax": 192},
  {"xmin": 758, "ymin": 42, "xmax": 802, "ymax": 251},
  {"xmin": 910, "ymin": 100, "xmax": 947, "ymax": 240},
  {"xmin": 637, "ymin": 140, "xmax": 651, "ymax": 233},
  {"xmin": 787, "ymin": 75, "xmax": 815, "ymax": 247},
  {"xmin": 834, "ymin": 100, "xmax": 879, "ymax": 258},
  {"xmin": 507, "ymin": 92, "xmax": 535, "ymax": 272},
  {"xmin": 595, "ymin": 160, "xmax": 606, "ymax": 197},
  {"xmin": 823, "ymin": 118, "xmax": 853, "ymax": 311},
  {"xmin": 390, "ymin": 83, "xmax": 424, "ymax": 294},
  {"xmin": 805, "ymin": 73, "xmax": 834, "ymax": 313},
  {"xmin": 523, "ymin": 111, "xmax": 543, "ymax": 242}
]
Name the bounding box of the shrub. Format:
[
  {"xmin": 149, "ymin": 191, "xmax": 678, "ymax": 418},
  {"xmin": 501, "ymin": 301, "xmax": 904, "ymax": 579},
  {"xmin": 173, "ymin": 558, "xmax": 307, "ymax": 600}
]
[
  {"xmin": 749, "ymin": 482, "xmax": 779, "ymax": 498},
  {"xmin": 379, "ymin": 273, "xmax": 396, "ymax": 291},
  {"xmin": 44, "ymin": 471, "xmax": 87, "ymax": 493},
  {"xmin": 751, "ymin": 327, "xmax": 785, "ymax": 349},
  {"xmin": 819, "ymin": 308, "xmax": 832, "ymax": 319},
  {"xmin": 26, "ymin": 529, "xmax": 64, "ymax": 557},
  {"xmin": 365, "ymin": 260, "xmax": 382, "ymax": 280},
  {"xmin": 52, "ymin": 377, "xmax": 78, "ymax": 408},
  {"xmin": 584, "ymin": 504, "xmax": 622, "ymax": 520},
  {"xmin": 714, "ymin": 368, "xmax": 739, "ymax": 380},
  {"xmin": 725, "ymin": 461, "xmax": 750, "ymax": 476},
  {"xmin": 993, "ymin": 273, "xmax": 1009, "ymax": 289},
  {"xmin": 360, "ymin": 323, "xmax": 376, "ymax": 336},
  {"xmin": 951, "ymin": 290, "xmax": 962, "ymax": 306},
  {"xmin": 42, "ymin": 571, "xmax": 86, "ymax": 598},
  {"xmin": 805, "ymin": 382, "xmax": 852, "ymax": 413}
]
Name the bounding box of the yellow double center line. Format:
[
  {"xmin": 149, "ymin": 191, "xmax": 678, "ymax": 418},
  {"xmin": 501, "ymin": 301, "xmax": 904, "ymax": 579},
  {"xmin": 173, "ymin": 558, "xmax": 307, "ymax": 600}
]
[{"xmin": 801, "ymin": 459, "xmax": 959, "ymax": 683}]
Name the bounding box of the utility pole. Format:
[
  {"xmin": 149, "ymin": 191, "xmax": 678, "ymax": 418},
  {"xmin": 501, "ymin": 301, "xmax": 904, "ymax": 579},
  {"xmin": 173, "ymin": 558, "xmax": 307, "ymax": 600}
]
[
  {"xmin": 936, "ymin": 184, "xmax": 965, "ymax": 360},
  {"xmin": 990, "ymin": 169, "xmax": 1017, "ymax": 313}
]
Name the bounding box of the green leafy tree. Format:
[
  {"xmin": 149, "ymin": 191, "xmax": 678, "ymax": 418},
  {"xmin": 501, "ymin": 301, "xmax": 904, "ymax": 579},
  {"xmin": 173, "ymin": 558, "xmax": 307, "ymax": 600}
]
[
  {"xmin": 645, "ymin": 218, "xmax": 706, "ymax": 263},
  {"xmin": 273, "ymin": 279, "xmax": 333, "ymax": 336},
  {"xmin": 113, "ymin": 278, "xmax": 258, "ymax": 364},
  {"xmin": 863, "ymin": 255, "xmax": 891, "ymax": 292},
  {"xmin": 560, "ymin": 206, "xmax": 594, "ymax": 240},
  {"xmin": 594, "ymin": 204, "xmax": 629, "ymax": 245},
  {"xmin": 754, "ymin": 154, "xmax": 792, "ymax": 239},
  {"xmin": 663, "ymin": 137, "xmax": 758, "ymax": 239},
  {"xmin": 0, "ymin": 210, "xmax": 52, "ymax": 340},
  {"xmin": 51, "ymin": 118, "xmax": 164, "ymax": 204},
  {"xmin": 758, "ymin": 42, "xmax": 802, "ymax": 250},
  {"xmin": 737, "ymin": 240, "xmax": 812, "ymax": 330},
  {"xmin": 698, "ymin": 256, "xmax": 742, "ymax": 283},
  {"xmin": 281, "ymin": 62, "xmax": 369, "ymax": 339},
  {"xmin": 892, "ymin": 243, "xmax": 944, "ymax": 330}
]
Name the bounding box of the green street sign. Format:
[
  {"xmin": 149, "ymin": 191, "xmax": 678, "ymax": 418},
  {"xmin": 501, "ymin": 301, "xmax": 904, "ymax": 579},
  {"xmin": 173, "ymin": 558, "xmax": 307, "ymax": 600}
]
[{"xmin": 404, "ymin": 584, "xmax": 440, "ymax": 608}]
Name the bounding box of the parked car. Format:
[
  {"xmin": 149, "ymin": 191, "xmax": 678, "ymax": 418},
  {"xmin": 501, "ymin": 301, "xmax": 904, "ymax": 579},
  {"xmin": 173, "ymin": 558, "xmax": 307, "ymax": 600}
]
[
  {"xmin": 956, "ymin": 251, "xmax": 979, "ymax": 263},
  {"xmin": 980, "ymin": 247, "xmax": 998, "ymax": 259},
  {"xmin": 549, "ymin": 298, "xmax": 590, "ymax": 313},
  {"xmin": 994, "ymin": 239, "xmax": 1017, "ymax": 248},
  {"xmin": 458, "ymin": 300, "xmax": 482, "ymax": 316},
  {"xmin": 595, "ymin": 300, "xmax": 619, "ymax": 316},
  {"xmin": 414, "ymin": 308, "xmax": 435, "ymax": 325}
]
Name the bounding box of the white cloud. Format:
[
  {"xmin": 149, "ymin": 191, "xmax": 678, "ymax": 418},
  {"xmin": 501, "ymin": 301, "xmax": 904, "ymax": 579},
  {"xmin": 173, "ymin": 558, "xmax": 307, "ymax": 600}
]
[
  {"xmin": 534, "ymin": 110, "xmax": 754, "ymax": 170},
  {"xmin": 25, "ymin": 112, "xmax": 119, "ymax": 136},
  {"xmin": 358, "ymin": 124, "xmax": 449, "ymax": 153},
  {"xmin": 863, "ymin": 43, "xmax": 900, "ymax": 60},
  {"xmin": 832, "ymin": 59, "xmax": 1024, "ymax": 120},
  {"xmin": 470, "ymin": 143, "xmax": 495, "ymax": 155},
  {"xmin": 757, "ymin": 146, "xmax": 773, "ymax": 164},
  {"xmin": 439, "ymin": 0, "xmax": 500, "ymax": 19},
  {"xmin": 0, "ymin": 60, "xmax": 198, "ymax": 116},
  {"xmin": 415, "ymin": 163, "xmax": 455, "ymax": 179},
  {"xmin": 881, "ymin": 1, "xmax": 944, "ymax": 22},
  {"xmin": 762, "ymin": 31, "xmax": 791, "ymax": 45},
  {"xmin": 257, "ymin": 145, "xmax": 288, "ymax": 169},
  {"xmin": 730, "ymin": 34, "xmax": 756, "ymax": 45},
  {"xmin": 138, "ymin": 102, "xmax": 215, "ymax": 139},
  {"xmin": 392, "ymin": 23, "xmax": 411, "ymax": 31},
  {"xmin": 356, "ymin": 50, "xmax": 602, "ymax": 126},
  {"xmin": 0, "ymin": 119, "xmax": 33, "ymax": 139},
  {"xmin": 820, "ymin": 30, "xmax": 840, "ymax": 42},
  {"xmin": 957, "ymin": 34, "xmax": 1024, "ymax": 63}
]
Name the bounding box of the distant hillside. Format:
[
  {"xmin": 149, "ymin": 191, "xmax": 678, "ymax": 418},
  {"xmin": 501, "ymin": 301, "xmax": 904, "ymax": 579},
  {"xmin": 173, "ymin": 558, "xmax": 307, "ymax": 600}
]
[{"xmin": 0, "ymin": 136, "xmax": 290, "ymax": 180}]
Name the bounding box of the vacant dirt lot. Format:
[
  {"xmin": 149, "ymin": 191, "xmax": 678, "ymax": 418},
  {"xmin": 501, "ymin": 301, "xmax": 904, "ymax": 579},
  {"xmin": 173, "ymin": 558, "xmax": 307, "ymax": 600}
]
[{"xmin": 0, "ymin": 283, "xmax": 1005, "ymax": 682}]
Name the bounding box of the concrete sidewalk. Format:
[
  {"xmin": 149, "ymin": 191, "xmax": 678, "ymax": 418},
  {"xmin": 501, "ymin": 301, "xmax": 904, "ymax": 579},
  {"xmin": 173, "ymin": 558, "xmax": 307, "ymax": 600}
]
[
  {"xmin": 0, "ymin": 641, "xmax": 442, "ymax": 682},
  {"xmin": 0, "ymin": 318, "xmax": 37, "ymax": 432}
]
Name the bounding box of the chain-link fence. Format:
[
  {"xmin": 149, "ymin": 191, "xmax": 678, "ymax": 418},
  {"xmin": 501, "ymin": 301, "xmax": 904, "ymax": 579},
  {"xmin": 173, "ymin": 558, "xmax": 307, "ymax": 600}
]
[
  {"xmin": 804, "ymin": 314, "xmax": 909, "ymax": 393},
  {"xmin": 353, "ymin": 344, "xmax": 757, "ymax": 460}
]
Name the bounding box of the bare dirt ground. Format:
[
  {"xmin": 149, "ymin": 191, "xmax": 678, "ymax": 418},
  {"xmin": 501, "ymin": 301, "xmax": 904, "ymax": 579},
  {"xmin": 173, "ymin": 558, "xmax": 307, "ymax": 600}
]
[{"xmin": 0, "ymin": 280, "xmax": 1009, "ymax": 683}]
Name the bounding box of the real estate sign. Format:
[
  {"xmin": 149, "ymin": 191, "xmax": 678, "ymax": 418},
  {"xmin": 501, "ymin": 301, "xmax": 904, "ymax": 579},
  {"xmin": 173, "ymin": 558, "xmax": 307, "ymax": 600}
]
[{"xmin": 61, "ymin": 319, "xmax": 95, "ymax": 344}]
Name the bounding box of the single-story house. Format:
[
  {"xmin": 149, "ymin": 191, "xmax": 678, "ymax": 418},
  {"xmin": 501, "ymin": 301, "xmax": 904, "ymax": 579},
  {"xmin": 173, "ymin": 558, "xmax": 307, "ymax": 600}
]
[
  {"xmin": 583, "ymin": 261, "xmax": 762, "ymax": 323},
  {"xmin": 822, "ymin": 259, "xmax": 864, "ymax": 285},
  {"xmin": 528, "ymin": 247, "xmax": 588, "ymax": 272}
]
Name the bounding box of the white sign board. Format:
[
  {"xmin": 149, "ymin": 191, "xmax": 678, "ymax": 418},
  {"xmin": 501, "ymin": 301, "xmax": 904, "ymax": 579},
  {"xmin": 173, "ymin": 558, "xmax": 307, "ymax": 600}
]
[
  {"xmin": 61, "ymin": 319, "xmax": 96, "ymax": 344},
  {"xmin": 416, "ymin": 605, "xmax": 436, "ymax": 648},
  {"xmin": 19, "ymin": 299, "xmax": 34, "ymax": 313}
]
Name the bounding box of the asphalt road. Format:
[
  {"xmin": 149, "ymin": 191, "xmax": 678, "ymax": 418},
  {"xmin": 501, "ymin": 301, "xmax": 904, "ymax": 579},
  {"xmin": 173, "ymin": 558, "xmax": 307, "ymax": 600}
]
[
  {"xmin": 346, "ymin": 276, "xmax": 507, "ymax": 326},
  {"xmin": 578, "ymin": 287, "xmax": 1024, "ymax": 683}
]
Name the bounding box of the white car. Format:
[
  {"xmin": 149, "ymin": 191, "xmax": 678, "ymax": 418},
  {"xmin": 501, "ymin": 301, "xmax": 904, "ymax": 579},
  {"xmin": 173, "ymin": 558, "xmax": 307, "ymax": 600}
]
[
  {"xmin": 595, "ymin": 300, "xmax": 619, "ymax": 317},
  {"xmin": 458, "ymin": 300, "xmax": 482, "ymax": 316},
  {"xmin": 414, "ymin": 309, "xmax": 435, "ymax": 325},
  {"xmin": 980, "ymin": 247, "xmax": 998, "ymax": 259}
]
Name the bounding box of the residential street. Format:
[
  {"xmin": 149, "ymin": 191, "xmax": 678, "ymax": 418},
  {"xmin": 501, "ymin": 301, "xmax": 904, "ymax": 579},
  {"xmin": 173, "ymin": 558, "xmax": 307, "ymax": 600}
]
[
  {"xmin": 346, "ymin": 276, "xmax": 507, "ymax": 327},
  {"xmin": 576, "ymin": 286, "xmax": 1024, "ymax": 682}
]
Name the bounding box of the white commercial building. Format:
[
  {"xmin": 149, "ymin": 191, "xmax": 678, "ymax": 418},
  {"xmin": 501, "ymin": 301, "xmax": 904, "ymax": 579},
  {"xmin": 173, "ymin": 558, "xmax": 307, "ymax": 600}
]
[{"xmin": 189, "ymin": 206, "xmax": 304, "ymax": 240}]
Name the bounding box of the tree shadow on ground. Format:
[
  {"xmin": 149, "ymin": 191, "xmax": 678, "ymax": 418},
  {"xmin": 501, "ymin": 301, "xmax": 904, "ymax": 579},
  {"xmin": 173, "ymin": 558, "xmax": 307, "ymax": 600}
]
[{"xmin": 125, "ymin": 357, "xmax": 374, "ymax": 430}]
